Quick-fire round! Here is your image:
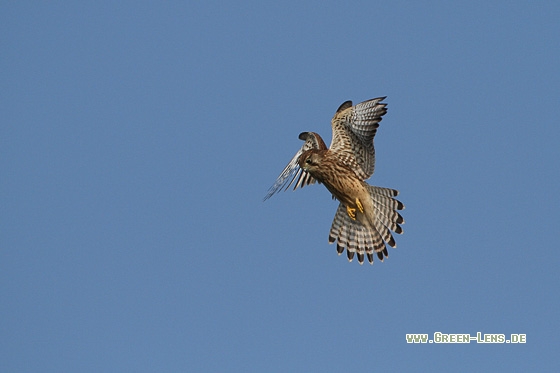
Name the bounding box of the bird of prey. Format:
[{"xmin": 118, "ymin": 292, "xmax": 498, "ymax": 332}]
[{"xmin": 264, "ymin": 97, "xmax": 404, "ymax": 265}]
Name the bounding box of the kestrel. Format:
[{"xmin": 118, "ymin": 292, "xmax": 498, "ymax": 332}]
[{"xmin": 264, "ymin": 97, "xmax": 404, "ymax": 265}]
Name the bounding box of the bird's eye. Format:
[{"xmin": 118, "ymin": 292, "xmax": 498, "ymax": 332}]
[{"xmin": 305, "ymin": 158, "xmax": 312, "ymax": 164}]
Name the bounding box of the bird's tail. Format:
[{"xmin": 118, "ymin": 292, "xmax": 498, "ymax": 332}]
[{"xmin": 328, "ymin": 185, "xmax": 404, "ymax": 265}]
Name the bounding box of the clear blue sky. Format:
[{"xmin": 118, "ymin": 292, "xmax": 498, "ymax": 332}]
[{"xmin": 2, "ymin": 1, "xmax": 559, "ymax": 371}]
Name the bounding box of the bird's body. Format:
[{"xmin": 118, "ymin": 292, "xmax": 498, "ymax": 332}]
[
  {"xmin": 265, "ymin": 97, "xmax": 404, "ymax": 265},
  {"xmin": 299, "ymin": 149, "xmax": 371, "ymax": 224}
]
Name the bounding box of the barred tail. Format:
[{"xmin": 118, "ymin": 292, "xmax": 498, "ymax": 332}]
[{"xmin": 328, "ymin": 186, "xmax": 404, "ymax": 265}]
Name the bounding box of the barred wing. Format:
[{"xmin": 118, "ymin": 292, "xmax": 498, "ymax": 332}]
[
  {"xmin": 264, "ymin": 131, "xmax": 327, "ymax": 200},
  {"xmin": 329, "ymin": 97, "xmax": 388, "ymax": 180}
]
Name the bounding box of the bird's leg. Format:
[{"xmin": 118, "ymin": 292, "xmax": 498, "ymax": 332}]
[
  {"xmin": 346, "ymin": 205, "xmax": 357, "ymax": 220},
  {"xmin": 346, "ymin": 198, "xmax": 364, "ymax": 220},
  {"xmin": 355, "ymin": 198, "xmax": 364, "ymax": 213}
]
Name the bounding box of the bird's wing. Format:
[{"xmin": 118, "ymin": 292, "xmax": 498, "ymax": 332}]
[
  {"xmin": 264, "ymin": 131, "xmax": 327, "ymax": 200},
  {"xmin": 329, "ymin": 97, "xmax": 388, "ymax": 180}
]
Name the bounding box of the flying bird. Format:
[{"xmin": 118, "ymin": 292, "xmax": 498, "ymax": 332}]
[{"xmin": 264, "ymin": 97, "xmax": 404, "ymax": 265}]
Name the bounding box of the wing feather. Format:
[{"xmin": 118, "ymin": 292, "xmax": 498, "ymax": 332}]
[
  {"xmin": 264, "ymin": 132, "xmax": 327, "ymax": 200},
  {"xmin": 329, "ymin": 97, "xmax": 388, "ymax": 180}
]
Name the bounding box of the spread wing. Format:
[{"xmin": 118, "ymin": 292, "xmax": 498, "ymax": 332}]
[
  {"xmin": 263, "ymin": 131, "xmax": 327, "ymax": 200},
  {"xmin": 329, "ymin": 97, "xmax": 388, "ymax": 180}
]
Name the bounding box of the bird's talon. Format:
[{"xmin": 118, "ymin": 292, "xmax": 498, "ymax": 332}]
[
  {"xmin": 346, "ymin": 205, "xmax": 357, "ymax": 220},
  {"xmin": 355, "ymin": 198, "xmax": 364, "ymax": 213}
]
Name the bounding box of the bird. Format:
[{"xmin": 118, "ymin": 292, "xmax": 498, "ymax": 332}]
[{"xmin": 264, "ymin": 97, "xmax": 404, "ymax": 265}]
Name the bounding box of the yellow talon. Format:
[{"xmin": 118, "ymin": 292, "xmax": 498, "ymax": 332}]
[
  {"xmin": 355, "ymin": 198, "xmax": 364, "ymax": 213},
  {"xmin": 346, "ymin": 205, "xmax": 357, "ymax": 220}
]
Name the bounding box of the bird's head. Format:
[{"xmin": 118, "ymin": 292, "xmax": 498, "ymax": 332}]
[{"xmin": 298, "ymin": 149, "xmax": 323, "ymax": 172}]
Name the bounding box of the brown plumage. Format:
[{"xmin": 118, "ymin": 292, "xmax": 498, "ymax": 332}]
[{"xmin": 265, "ymin": 97, "xmax": 404, "ymax": 265}]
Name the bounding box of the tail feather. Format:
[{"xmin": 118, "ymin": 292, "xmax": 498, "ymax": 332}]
[
  {"xmin": 329, "ymin": 203, "xmax": 388, "ymax": 265},
  {"xmin": 328, "ymin": 185, "xmax": 404, "ymax": 265},
  {"xmin": 369, "ymin": 185, "xmax": 405, "ymax": 229},
  {"xmin": 371, "ymin": 200, "xmax": 404, "ymax": 232}
]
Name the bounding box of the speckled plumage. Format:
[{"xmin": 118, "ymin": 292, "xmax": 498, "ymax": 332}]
[{"xmin": 265, "ymin": 97, "xmax": 404, "ymax": 265}]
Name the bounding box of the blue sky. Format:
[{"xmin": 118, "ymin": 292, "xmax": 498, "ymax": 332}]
[{"xmin": 2, "ymin": 1, "xmax": 559, "ymax": 371}]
